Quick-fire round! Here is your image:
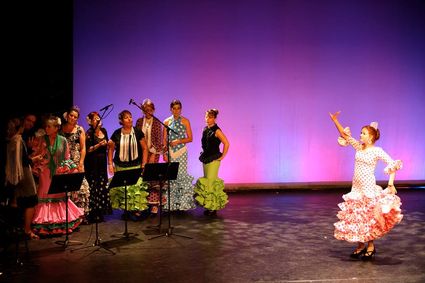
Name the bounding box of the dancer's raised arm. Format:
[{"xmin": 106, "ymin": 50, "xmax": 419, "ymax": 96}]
[{"xmin": 329, "ymin": 111, "xmax": 349, "ymax": 139}]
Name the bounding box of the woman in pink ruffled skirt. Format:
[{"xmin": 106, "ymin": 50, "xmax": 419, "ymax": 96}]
[
  {"xmin": 329, "ymin": 111, "xmax": 403, "ymax": 260},
  {"xmin": 31, "ymin": 115, "xmax": 84, "ymax": 236}
]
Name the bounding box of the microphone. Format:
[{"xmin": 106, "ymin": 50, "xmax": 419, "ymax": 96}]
[
  {"xmin": 99, "ymin": 104, "xmax": 113, "ymax": 111},
  {"xmin": 129, "ymin": 98, "xmax": 143, "ymax": 110}
]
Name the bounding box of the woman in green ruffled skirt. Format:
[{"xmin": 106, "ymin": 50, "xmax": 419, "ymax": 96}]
[
  {"xmin": 194, "ymin": 109, "xmax": 230, "ymax": 216},
  {"xmin": 108, "ymin": 110, "xmax": 149, "ymax": 219}
]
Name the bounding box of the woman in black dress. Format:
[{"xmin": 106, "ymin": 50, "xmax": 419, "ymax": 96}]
[{"xmin": 84, "ymin": 111, "xmax": 112, "ymax": 222}]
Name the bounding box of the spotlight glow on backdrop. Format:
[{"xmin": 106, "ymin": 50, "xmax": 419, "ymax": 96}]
[{"xmin": 74, "ymin": 0, "xmax": 425, "ymax": 184}]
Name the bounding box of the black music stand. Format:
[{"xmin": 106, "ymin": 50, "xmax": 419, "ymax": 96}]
[
  {"xmin": 109, "ymin": 168, "xmax": 142, "ymax": 240},
  {"xmin": 48, "ymin": 172, "xmax": 85, "ymax": 249},
  {"xmin": 144, "ymin": 162, "xmax": 191, "ymax": 240},
  {"xmin": 143, "ymin": 162, "xmax": 177, "ymax": 232}
]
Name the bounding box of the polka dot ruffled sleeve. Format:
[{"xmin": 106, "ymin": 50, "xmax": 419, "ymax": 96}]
[{"xmin": 376, "ymin": 147, "xmax": 403, "ymax": 174}]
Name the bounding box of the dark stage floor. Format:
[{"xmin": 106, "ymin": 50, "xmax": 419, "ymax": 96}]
[{"xmin": 1, "ymin": 188, "xmax": 425, "ymax": 283}]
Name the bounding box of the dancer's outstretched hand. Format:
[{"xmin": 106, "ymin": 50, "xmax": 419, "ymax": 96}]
[{"xmin": 329, "ymin": 111, "xmax": 341, "ymax": 121}]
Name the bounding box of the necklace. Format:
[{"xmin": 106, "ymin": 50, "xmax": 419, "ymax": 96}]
[
  {"xmin": 45, "ymin": 135, "xmax": 61, "ymax": 177},
  {"xmin": 145, "ymin": 117, "xmax": 153, "ymax": 126}
]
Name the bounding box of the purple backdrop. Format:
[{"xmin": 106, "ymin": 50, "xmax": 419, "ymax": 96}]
[{"xmin": 74, "ymin": 0, "xmax": 425, "ymax": 183}]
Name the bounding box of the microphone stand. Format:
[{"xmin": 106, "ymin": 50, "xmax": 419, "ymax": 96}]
[
  {"xmin": 129, "ymin": 100, "xmax": 191, "ymax": 239},
  {"xmin": 149, "ymin": 123, "xmax": 191, "ymax": 240},
  {"xmin": 99, "ymin": 105, "xmax": 114, "ymax": 120},
  {"xmin": 130, "ymin": 100, "xmax": 170, "ymax": 231},
  {"xmin": 72, "ymin": 119, "xmax": 115, "ymax": 255}
]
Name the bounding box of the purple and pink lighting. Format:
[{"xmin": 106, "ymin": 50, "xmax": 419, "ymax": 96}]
[{"xmin": 74, "ymin": 0, "xmax": 425, "ymax": 184}]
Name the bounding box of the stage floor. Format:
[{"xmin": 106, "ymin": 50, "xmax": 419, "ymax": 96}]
[{"xmin": 1, "ymin": 188, "xmax": 425, "ymax": 283}]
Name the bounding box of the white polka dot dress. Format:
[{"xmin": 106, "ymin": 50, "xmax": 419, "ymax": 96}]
[
  {"xmin": 165, "ymin": 116, "xmax": 196, "ymax": 211},
  {"xmin": 334, "ymin": 136, "xmax": 403, "ymax": 243}
]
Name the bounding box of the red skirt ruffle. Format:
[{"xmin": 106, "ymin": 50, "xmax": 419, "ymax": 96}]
[{"xmin": 334, "ymin": 189, "xmax": 403, "ymax": 243}]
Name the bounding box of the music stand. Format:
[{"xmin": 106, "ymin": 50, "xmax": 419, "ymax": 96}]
[
  {"xmin": 48, "ymin": 172, "xmax": 85, "ymax": 249},
  {"xmin": 144, "ymin": 162, "xmax": 191, "ymax": 240},
  {"xmin": 143, "ymin": 162, "xmax": 177, "ymax": 232},
  {"xmin": 109, "ymin": 168, "xmax": 142, "ymax": 240}
]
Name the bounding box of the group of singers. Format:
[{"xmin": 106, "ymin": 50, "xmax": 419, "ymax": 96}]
[{"xmin": 4, "ymin": 99, "xmax": 230, "ymax": 239}]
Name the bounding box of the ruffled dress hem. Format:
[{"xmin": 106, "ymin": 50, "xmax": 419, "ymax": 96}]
[
  {"xmin": 334, "ymin": 188, "xmax": 403, "ymax": 243},
  {"xmin": 109, "ymin": 177, "xmax": 149, "ymax": 211},
  {"xmin": 194, "ymin": 177, "xmax": 228, "ymax": 211},
  {"xmin": 32, "ymin": 198, "xmax": 84, "ymax": 236}
]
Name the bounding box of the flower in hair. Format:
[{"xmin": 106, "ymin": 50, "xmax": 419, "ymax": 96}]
[
  {"xmin": 86, "ymin": 115, "xmax": 101, "ymax": 127},
  {"xmin": 370, "ymin": 121, "xmax": 378, "ymax": 130}
]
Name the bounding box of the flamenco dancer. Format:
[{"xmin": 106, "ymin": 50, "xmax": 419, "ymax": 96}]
[
  {"xmin": 329, "ymin": 111, "xmax": 403, "ymax": 260},
  {"xmin": 194, "ymin": 108, "xmax": 229, "ymax": 216}
]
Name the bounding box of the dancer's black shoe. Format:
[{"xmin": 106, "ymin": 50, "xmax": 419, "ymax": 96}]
[
  {"xmin": 350, "ymin": 247, "xmax": 367, "ymax": 259},
  {"xmin": 361, "ymin": 248, "xmax": 376, "ymax": 261}
]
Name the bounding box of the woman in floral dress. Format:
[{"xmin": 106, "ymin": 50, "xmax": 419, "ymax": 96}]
[
  {"xmin": 61, "ymin": 106, "xmax": 91, "ymax": 221},
  {"xmin": 330, "ymin": 111, "xmax": 403, "ymax": 260}
]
